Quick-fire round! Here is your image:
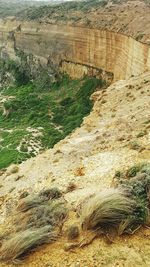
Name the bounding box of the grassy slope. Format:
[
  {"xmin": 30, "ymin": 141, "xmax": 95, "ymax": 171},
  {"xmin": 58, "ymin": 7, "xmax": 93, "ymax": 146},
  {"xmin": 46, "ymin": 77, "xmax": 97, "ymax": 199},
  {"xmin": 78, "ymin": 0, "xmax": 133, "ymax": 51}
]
[{"xmin": 0, "ymin": 76, "xmax": 102, "ymax": 168}]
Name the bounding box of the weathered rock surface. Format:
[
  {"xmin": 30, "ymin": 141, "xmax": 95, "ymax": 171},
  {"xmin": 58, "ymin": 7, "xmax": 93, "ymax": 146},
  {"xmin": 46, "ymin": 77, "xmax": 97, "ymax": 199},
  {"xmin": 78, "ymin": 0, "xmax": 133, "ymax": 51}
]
[{"xmin": 0, "ymin": 20, "xmax": 150, "ymax": 80}]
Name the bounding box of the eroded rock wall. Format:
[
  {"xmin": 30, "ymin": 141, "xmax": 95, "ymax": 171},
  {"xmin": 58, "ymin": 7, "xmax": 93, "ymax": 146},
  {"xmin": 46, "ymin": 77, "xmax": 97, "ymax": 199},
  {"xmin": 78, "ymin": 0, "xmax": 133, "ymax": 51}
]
[{"xmin": 0, "ymin": 19, "xmax": 150, "ymax": 80}]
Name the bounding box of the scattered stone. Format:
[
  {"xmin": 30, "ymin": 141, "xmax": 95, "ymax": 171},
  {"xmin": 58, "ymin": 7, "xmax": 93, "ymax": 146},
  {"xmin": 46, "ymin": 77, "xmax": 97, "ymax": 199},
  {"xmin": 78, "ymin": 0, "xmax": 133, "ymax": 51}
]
[
  {"xmin": 74, "ymin": 167, "xmax": 85, "ymax": 177},
  {"xmin": 117, "ymin": 136, "xmax": 126, "ymax": 141},
  {"xmin": 128, "ymin": 84, "xmax": 134, "ymax": 89},
  {"xmin": 15, "ymin": 175, "xmax": 24, "ymax": 181},
  {"xmin": 66, "ymin": 182, "xmax": 77, "ymax": 193},
  {"xmin": 19, "ymin": 191, "xmax": 30, "ymax": 199},
  {"xmin": 67, "ymin": 225, "xmax": 80, "ymax": 240},
  {"xmin": 9, "ymin": 187, "xmax": 15, "ymax": 193},
  {"xmin": 64, "ymin": 242, "xmax": 79, "ymax": 251},
  {"xmin": 53, "ymin": 158, "xmax": 59, "ymax": 163},
  {"xmin": 0, "ymin": 169, "xmax": 6, "ymax": 176}
]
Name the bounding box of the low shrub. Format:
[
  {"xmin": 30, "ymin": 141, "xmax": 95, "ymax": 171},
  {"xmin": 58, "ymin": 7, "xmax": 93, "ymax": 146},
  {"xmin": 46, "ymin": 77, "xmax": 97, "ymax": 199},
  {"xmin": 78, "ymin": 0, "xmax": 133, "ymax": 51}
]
[{"xmin": 114, "ymin": 163, "xmax": 150, "ymax": 229}]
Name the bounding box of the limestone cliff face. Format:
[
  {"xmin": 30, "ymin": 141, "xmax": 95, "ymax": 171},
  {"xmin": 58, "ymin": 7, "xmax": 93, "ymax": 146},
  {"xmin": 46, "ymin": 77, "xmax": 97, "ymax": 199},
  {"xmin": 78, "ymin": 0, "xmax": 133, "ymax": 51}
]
[{"xmin": 0, "ymin": 19, "xmax": 150, "ymax": 80}]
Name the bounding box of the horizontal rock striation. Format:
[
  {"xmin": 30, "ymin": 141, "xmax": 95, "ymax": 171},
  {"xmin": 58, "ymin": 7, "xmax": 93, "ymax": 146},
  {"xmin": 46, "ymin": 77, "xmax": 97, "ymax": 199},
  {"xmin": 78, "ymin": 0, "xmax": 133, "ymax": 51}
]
[{"xmin": 0, "ymin": 19, "xmax": 150, "ymax": 80}]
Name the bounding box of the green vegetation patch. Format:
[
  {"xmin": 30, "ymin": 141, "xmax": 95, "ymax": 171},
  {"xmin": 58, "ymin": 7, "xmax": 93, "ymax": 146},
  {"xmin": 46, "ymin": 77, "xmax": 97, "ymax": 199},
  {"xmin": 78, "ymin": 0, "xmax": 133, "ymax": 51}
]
[{"xmin": 0, "ymin": 75, "xmax": 102, "ymax": 168}]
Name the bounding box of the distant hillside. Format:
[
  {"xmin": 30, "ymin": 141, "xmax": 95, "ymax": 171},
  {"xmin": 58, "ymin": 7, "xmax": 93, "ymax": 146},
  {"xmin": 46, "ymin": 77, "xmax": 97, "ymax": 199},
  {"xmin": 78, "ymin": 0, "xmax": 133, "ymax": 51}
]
[
  {"xmin": 16, "ymin": 0, "xmax": 108, "ymax": 20},
  {"xmin": 16, "ymin": 0, "xmax": 150, "ymax": 20},
  {"xmin": 0, "ymin": 0, "xmax": 69, "ymax": 18}
]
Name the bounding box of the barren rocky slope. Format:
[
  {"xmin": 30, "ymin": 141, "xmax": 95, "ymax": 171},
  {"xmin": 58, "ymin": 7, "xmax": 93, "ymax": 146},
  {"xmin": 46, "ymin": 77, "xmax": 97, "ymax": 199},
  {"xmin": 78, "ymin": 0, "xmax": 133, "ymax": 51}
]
[{"xmin": 0, "ymin": 71, "xmax": 150, "ymax": 266}]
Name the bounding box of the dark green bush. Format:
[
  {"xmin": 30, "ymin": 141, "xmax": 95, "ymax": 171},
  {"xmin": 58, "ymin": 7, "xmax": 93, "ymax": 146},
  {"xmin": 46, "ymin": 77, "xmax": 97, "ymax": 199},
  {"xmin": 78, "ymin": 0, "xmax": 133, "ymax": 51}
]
[
  {"xmin": 33, "ymin": 71, "xmax": 51, "ymax": 91},
  {"xmin": 115, "ymin": 163, "xmax": 150, "ymax": 227},
  {"xmin": 59, "ymin": 97, "xmax": 74, "ymax": 106},
  {"xmin": 126, "ymin": 165, "xmax": 142, "ymax": 178}
]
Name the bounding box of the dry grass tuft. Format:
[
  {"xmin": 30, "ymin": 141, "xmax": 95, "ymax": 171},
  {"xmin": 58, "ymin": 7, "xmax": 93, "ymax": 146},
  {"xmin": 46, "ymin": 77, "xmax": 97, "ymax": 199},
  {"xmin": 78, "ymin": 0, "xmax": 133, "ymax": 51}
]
[
  {"xmin": 0, "ymin": 226, "xmax": 57, "ymax": 262},
  {"xmin": 80, "ymin": 188, "xmax": 137, "ymax": 232},
  {"xmin": 17, "ymin": 187, "xmax": 62, "ymax": 212},
  {"xmin": 17, "ymin": 196, "xmax": 43, "ymax": 212},
  {"xmin": 0, "ymin": 187, "xmax": 68, "ymax": 263}
]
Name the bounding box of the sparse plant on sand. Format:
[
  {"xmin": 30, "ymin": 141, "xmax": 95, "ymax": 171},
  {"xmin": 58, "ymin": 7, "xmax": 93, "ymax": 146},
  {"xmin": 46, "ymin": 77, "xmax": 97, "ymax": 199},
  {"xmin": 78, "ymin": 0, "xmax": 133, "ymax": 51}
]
[{"xmin": 80, "ymin": 188, "xmax": 137, "ymax": 232}]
